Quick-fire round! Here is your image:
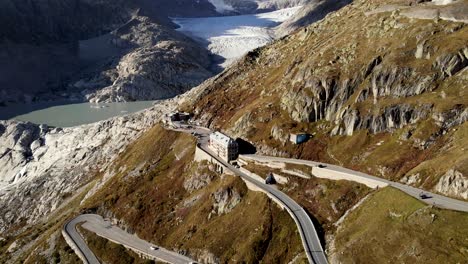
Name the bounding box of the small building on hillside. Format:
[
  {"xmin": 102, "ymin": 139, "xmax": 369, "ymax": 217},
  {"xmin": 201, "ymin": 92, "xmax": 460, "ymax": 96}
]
[
  {"xmin": 209, "ymin": 131, "xmax": 238, "ymax": 162},
  {"xmin": 265, "ymin": 172, "xmax": 276, "ymax": 185},
  {"xmin": 290, "ymin": 133, "xmax": 309, "ymax": 144}
]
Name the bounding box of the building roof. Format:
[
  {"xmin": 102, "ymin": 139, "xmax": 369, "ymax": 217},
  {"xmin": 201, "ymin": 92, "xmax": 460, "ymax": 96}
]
[{"xmin": 210, "ymin": 131, "xmax": 236, "ymax": 147}]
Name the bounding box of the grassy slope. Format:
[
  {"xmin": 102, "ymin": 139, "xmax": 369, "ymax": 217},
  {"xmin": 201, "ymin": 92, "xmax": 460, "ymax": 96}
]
[
  {"xmin": 81, "ymin": 125, "xmax": 306, "ymax": 263},
  {"xmin": 185, "ymin": 0, "xmax": 468, "ymax": 197},
  {"xmin": 5, "ymin": 125, "xmax": 304, "ymax": 263},
  {"xmin": 244, "ymin": 163, "xmax": 371, "ymax": 231},
  {"xmin": 332, "ymin": 187, "xmax": 468, "ymax": 263}
]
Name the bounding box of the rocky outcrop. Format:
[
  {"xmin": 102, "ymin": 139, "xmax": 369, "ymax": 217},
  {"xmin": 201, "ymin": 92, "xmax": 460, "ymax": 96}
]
[
  {"xmin": 211, "ymin": 188, "xmax": 242, "ymax": 215},
  {"xmin": 76, "ymin": 15, "xmax": 213, "ymax": 103},
  {"xmin": 279, "ymin": 45, "xmax": 467, "ymax": 136},
  {"xmin": 84, "ymin": 42, "xmax": 212, "ymax": 102},
  {"xmin": 433, "ymin": 48, "xmax": 468, "ymax": 77},
  {"xmin": 184, "ymin": 163, "xmax": 216, "ymax": 192},
  {"xmin": 192, "ymin": 249, "xmax": 220, "ymax": 264},
  {"xmin": 331, "ymin": 104, "xmax": 432, "ymax": 136},
  {"xmin": 271, "ymin": 125, "xmax": 288, "ymax": 144},
  {"xmin": 227, "ymin": 112, "xmax": 254, "ymax": 139},
  {"xmin": 0, "ymin": 0, "xmax": 215, "ymax": 105},
  {"xmin": 0, "ymin": 100, "xmax": 177, "ymax": 233},
  {"xmin": 400, "ymin": 173, "xmax": 421, "ymax": 185},
  {"xmin": 432, "ymin": 106, "xmax": 468, "ymax": 130},
  {"xmin": 434, "ymin": 169, "xmax": 468, "ymax": 200}
]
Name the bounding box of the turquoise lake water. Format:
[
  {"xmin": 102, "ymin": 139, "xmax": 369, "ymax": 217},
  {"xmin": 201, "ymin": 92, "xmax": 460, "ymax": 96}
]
[{"xmin": 1, "ymin": 101, "xmax": 155, "ymax": 127}]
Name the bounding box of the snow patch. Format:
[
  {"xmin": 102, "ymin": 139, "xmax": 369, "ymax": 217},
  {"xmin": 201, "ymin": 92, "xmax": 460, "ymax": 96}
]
[
  {"xmin": 432, "ymin": 0, "xmax": 456, "ymax": 5},
  {"xmin": 208, "ymin": 0, "xmax": 234, "ymax": 13},
  {"xmin": 173, "ymin": 6, "xmax": 301, "ymax": 68}
]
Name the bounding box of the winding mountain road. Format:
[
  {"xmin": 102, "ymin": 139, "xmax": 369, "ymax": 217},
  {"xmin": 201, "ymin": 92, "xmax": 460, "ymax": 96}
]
[
  {"xmin": 63, "ymin": 214, "xmax": 195, "ymax": 264},
  {"xmin": 65, "ymin": 121, "xmax": 468, "ymax": 264},
  {"xmin": 171, "ymin": 122, "xmax": 327, "ymax": 264},
  {"xmin": 172, "ymin": 121, "xmax": 468, "ymax": 263}
]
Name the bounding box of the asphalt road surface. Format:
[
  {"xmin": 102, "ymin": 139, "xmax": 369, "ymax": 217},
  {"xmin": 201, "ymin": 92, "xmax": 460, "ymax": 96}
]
[
  {"xmin": 64, "ymin": 214, "xmax": 195, "ymax": 264},
  {"xmin": 171, "ymin": 122, "xmax": 328, "ymax": 264},
  {"xmin": 64, "ymin": 215, "xmax": 100, "ymax": 264},
  {"xmin": 241, "ymin": 155, "xmax": 468, "ymax": 213}
]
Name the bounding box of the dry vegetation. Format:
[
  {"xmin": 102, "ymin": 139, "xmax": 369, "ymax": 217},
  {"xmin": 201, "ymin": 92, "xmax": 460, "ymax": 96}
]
[
  {"xmin": 81, "ymin": 125, "xmax": 306, "ymax": 263},
  {"xmin": 244, "ymin": 163, "xmax": 371, "ymax": 233},
  {"xmin": 185, "ymin": 0, "xmax": 468, "ymax": 198},
  {"xmin": 3, "ymin": 125, "xmax": 306, "ymax": 263},
  {"xmin": 77, "ymin": 226, "xmax": 154, "ymax": 264},
  {"xmin": 332, "ymin": 187, "xmax": 468, "ymax": 263}
]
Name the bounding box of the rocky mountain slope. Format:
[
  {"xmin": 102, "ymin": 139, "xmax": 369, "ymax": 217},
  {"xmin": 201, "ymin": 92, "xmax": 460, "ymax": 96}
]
[
  {"xmin": 0, "ymin": 100, "xmax": 176, "ymax": 235},
  {"xmin": 0, "ymin": 0, "xmax": 467, "ymax": 263},
  {"xmin": 275, "ymin": 0, "xmax": 353, "ymax": 36},
  {"xmin": 0, "ymin": 0, "xmax": 218, "ymax": 105},
  {"xmin": 0, "ymin": 0, "xmax": 325, "ymax": 105},
  {"xmin": 0, "ymin": 124, "xmax": 308, "ymax": 263},
  {"xmin": 79, "ymin": 15, "xmax": 213, "ymax": 103},
  {"xmin": 184, "ymin": 0, "xmax": 468, "ymax": 200},
  {"xmin": 210, "ymin": 0, "xmax": 310, "ymax": 14}
]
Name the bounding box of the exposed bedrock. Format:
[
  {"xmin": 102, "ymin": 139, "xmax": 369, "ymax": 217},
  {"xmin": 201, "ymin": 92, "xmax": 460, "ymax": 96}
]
[{"xmin": 280, "ymin": 48, "xmax": 467, "ymax": 136}]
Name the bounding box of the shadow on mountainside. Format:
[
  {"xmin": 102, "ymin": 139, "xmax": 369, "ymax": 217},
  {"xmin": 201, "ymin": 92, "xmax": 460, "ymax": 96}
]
[{"xmin": 236, "ymin": 138, "xmax": 257, "ymax": 154}]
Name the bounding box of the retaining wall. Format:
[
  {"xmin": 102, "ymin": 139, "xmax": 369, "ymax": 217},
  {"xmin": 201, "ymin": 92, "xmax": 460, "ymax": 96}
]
[{"xmin": 312, "ymin": 167, "xmax": 389, "ymax": 188}]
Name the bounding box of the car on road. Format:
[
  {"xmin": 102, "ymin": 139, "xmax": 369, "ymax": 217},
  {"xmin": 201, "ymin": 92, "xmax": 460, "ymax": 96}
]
[
  {"xmin": 419, "ymin": 192, "xmax": 431, "ymax": 199},
  {"xmin": 150, "ymin": 246, "xmax": 158, "ymax": 250},
  {"xmin": 317, "ymin": 164, "xmax": 326, "ymax": 168}
]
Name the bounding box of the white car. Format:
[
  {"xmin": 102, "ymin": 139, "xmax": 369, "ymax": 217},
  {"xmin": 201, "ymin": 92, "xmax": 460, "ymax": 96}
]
[{"xmin": 150, "ymin": 246, "xmax": 158, "ymax": 250}]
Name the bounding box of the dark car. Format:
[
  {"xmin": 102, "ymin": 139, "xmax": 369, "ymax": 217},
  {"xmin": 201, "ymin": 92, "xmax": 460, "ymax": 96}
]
[
  {"xmin": 419, "ymin": 192, "xmax": 431, "ymax": 199},
  {"xmin": 317, "ymin": 164, "xmax": 326, "ymax": 168}
]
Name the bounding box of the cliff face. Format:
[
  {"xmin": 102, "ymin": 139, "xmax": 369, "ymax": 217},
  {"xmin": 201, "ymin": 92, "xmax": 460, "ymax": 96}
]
[{"xmin": 186, "ymin": 0, "xmax": 468, "ymax": 199}]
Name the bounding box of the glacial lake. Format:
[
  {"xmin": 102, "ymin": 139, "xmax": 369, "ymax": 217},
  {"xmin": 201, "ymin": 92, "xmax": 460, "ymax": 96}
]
[{"xmin": 1, "ymin": 101, "xmax": 155, "ymax": 128}]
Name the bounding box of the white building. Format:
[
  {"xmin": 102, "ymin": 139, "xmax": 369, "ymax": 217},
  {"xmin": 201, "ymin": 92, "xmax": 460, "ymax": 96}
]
[{"xmin": 209, "ymin": 131, "xmax": 238, "ymax": 162}]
